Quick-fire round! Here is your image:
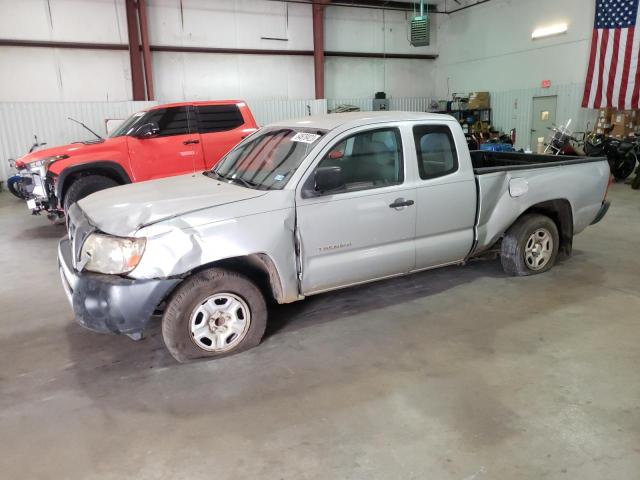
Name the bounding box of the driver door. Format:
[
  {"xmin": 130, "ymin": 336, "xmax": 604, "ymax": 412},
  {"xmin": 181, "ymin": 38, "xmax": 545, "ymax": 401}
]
[
  {"xmin": 127, "ymin": 106, "xmax": 206, "ymax": 180},
  {"xmin": 296, "ymin": 125, "xmax": 416, "ymax": 295}
]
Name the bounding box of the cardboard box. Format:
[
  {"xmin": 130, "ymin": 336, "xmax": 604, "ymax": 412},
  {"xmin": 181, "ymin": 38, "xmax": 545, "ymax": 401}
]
[
  {"xmin": 610, "ymin": 123, "xmax": 632, "ymax": 138},
  {"xmin": 612, "ymin": 112, "xmax": 634, "ymax": 132},
  {"xmin": 598, "ymin": 107, "xmax": 614, "ymax": 122},
  {"xmin": 468, "ymin": 91, "xmax": 490, "ymax": 109}
]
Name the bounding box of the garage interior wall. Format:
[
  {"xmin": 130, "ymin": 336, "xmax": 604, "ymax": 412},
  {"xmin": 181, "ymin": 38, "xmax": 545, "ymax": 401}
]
[
  {"xmin": 436, "ymin": 0, "xmax": 598, "ymax": 147},
  {"xmin": 0, "ymin": 0, "xmax": 610, "ymax": 172},
  {"xmin": 0, "ymin": 0, "xmax": 438, "ymax": 102}
]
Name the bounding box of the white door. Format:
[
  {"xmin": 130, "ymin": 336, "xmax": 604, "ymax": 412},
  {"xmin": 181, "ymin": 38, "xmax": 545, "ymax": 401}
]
[
  {"xmin": 296, "ymin": 126, "xmax": 416, "ymax": 295},
  {"xmin": 530, "ymin": 96, "xmax": 558, "ymax": 150}
]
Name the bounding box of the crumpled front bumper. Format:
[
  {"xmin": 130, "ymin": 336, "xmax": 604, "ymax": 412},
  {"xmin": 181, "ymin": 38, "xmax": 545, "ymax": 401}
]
[{"xmin": 58, "ymin": 237, "xmax": 180, "ymax": 336}]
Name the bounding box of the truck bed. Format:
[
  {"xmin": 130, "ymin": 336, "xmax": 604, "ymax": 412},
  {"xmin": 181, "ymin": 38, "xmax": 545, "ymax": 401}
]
[
  {"xmin": 469, "ymin": 151, "xmax": 610, "ymax": 257},
  {"xmin": 470, "ymin": 150, "xmax": 607, "ymax": 174}
]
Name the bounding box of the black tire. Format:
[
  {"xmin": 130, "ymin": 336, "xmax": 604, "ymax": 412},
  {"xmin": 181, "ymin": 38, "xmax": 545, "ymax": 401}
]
[
  {"xmin": 632, "ymin": 167, "xmax": 640, "ymax": 190},
  {"xmin": 63, "ymin": 175, "xmax": 118, "ymax": 211},
  {"xmin": 162, "ymin": 268, "xmax": 267, "ymax": 363},
  {"xmin": 7, "ymin": 177, "xmax": 27, "ymax": 199},
  {"xmin": 500, "ymin": 214, "xmax": 560, "ymax": 276},
  {"xmin": 610, "ymin": 154, "xmax": 637, "ymax": 181}
]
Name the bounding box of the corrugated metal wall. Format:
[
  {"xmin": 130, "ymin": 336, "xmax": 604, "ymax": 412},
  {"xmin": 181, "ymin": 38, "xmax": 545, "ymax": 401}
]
[
  {"xmin": 490, "ymin": 83, "xmax": 598, "ymax": 149},
  {"xmin": 245, "ymin": 99, "xmax": 327, "ymax": 126},
  {"xmin": 327, "ymin": 97, "xmax": 435, "ymax": 113},
  {"xmin": 0, "ymin": 97, "xmax": 437, "ymax": 181},
  {"xmin": 0, "ymin": 101, "xmax": 157, "ymax": 181}
]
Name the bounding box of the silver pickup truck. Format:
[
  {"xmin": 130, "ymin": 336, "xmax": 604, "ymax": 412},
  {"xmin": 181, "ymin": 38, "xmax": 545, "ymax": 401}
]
[{"xmin": 58, "ymin": 112, "xmax": 611, "ymax": 362}]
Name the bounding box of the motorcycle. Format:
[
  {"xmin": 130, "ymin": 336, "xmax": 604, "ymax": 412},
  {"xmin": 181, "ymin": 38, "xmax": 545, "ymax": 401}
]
[
  {"xmin": 543, "ymin": 120, "xmax": 587, "ymax": 156},
  {"xmin": 584, "ymin": 133, "xmax": 638, "ymax": 181},
  {"xmin": 632, "ymin": 163, "xmax": 640, "ymax": 190},
  {"xmin": 6, "ymin": 135, "xmax": 46, "ymax": 199}
]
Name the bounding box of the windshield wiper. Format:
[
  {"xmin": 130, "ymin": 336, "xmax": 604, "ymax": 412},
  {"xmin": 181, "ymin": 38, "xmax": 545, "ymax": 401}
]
[{"xmin": 207, "ymin": 171, "xmax": 260, "ymax": 189}]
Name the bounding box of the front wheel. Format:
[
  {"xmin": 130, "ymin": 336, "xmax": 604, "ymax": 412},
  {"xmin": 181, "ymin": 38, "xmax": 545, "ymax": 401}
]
[
  {"xmin": 7, "ymin": 176, "xmax": 27, "ymax": 199},
  {"xmin": 500, "ymin": 214, "xmax": 560, "ymax": 276},
  {"xmin": 162, "ymin": 268, "xmax": 267, "ymax": 363},
  {"xmin": 63, "ymin": 175, "xmax": 118, "ymax": 211}
]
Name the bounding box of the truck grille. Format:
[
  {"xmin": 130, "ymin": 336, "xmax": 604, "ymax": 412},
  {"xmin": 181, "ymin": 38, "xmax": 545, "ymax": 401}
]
[{"xmin": 66, "ymin": 204, "xmax": 95, "ymax": 270}]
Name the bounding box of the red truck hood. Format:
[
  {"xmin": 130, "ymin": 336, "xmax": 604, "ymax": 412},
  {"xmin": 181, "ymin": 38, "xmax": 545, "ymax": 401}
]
[{"xmin": 16, "ymin": 137, "xmax": 127, "ymax": 167}]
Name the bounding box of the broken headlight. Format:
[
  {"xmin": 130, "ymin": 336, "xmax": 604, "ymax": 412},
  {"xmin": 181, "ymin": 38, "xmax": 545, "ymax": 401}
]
[
  {"xmin": 80, "ymin": 233, "xmax": 146, "ymax": 275},
  {"xmin": 29, "ymin": 154, "xmax": 69, "ymax": 174}
]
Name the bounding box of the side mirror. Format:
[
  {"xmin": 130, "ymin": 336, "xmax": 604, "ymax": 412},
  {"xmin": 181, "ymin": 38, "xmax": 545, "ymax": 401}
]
[
  {"xmin": 135, "ymin": 122, "xmax": 160, "ymax": 138},
  {"xmin": 315, "ymin": 166, "xmax": 344, "ymax": 193}
]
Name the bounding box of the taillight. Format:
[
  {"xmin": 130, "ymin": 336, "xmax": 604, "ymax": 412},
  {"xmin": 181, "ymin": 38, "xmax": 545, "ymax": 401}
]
[{"xmin": 604, "ymin": 174, "xmax": 613, "ymax": 201}]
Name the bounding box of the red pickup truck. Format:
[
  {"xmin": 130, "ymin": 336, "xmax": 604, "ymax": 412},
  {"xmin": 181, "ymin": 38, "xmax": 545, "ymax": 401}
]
[{"xmin": 13, "ymin": 100, "xmax": 258, "ymax": 220}]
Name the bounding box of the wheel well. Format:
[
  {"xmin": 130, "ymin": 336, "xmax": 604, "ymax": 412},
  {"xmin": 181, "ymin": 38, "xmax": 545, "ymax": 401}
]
[
  {"xmin": 521, "ymin": 199, "xmax": 574, "ymax": 256},
  {"xmin": 191, "ymin": 254, "xmax": 285, "ymax": 304},
  {"xmin": 59, "ymin": 164, "xmax": 129, "ymax": 203}
]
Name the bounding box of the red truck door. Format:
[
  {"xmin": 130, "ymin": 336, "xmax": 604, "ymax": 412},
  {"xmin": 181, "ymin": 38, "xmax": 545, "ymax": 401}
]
[
  {"xmin": 195, "ymin": 103, "xmax": 258, "ymax": 169},
  {"xmin": 127, "ymin": 106, "xmax": 206, "ymax": 180}
]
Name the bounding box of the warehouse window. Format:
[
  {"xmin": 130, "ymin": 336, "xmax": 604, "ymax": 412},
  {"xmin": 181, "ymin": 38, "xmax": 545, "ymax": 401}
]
[
  {"xmin": 197, "ymin": 105, "xmax": 244, "ymax": 133},
  {"xmin": 143, "ymin": 107, "xmax": 193, "ymax": 137},
  {"xmin": 413, "ymin": 125, "xmax": 459, "ymax": 179}
]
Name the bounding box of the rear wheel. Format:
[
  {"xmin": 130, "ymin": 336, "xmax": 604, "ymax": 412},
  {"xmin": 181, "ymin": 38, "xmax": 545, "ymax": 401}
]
[
  {"xmin": 610, "ymin": 153, "xmax": 637, "ymax": 181},
  {"xmin": 632, "ymin": 166, "xmax": 640, "ymax": 190},
  {"xmin": 63, "ymin": 175, "xmax": 118, "ymax": 211},
  {"xmin": 501, "ymin": 214, "xmax": 560, "ymax": 276},
  {"xmin": 162, "ymin": 268, "xmax": 267, "ymax": 363}
]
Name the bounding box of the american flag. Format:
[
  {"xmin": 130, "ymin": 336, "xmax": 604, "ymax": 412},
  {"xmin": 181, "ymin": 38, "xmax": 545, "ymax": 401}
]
[{"xmin": 582, "ymin": 0, "xmax": 640, "ymax": 109}]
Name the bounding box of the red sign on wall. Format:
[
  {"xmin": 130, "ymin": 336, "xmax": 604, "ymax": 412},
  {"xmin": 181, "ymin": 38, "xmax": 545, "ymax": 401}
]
[{"xmin": 541, "ymin": 80, "xmax": 552, "ymax": 89}]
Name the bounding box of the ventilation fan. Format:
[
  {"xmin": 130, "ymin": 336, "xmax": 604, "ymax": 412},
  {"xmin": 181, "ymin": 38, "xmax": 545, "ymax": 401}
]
[{"xmin": 410, "ymin": 0, "xmax": 430, "ymax": 47}]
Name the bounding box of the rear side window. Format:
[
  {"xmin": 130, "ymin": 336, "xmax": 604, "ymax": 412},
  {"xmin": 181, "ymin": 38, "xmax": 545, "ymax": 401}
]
[
  {"xmin": 413, "ymin": 125, "xmax": 459, "ymax": 179},
  {"xmin": 144, "ymin": 106, "xmax": 194, "ymax": 136},
  {"xmin": 197, "ymin": 105, "xmax": 244, "ymax": 133}
]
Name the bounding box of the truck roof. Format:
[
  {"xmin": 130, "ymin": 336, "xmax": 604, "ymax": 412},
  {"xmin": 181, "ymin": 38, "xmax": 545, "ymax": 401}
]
[
  {"xmin": 269, "ymin": 111, "xmax": 455, "ymax": 131},
  {"xmin": 148, "ymin": 100, "xmax": 247, "ymax": 110}
]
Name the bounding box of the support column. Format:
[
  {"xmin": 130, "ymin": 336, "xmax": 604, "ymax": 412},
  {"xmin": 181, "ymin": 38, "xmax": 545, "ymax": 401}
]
[
  {"xmin": 138, "ymin": 0, "xmax": 154, "ymax": 100},
  {"xmin": 125, "ymin": 0, "xmax": 145, "ymax": 100},
  {"xmin": 312, "ymin": 1, "xmax": 330, "ymax": 100}
]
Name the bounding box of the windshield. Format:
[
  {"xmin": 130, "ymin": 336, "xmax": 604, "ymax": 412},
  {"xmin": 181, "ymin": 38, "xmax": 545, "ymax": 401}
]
[
  {"xmin": 209, "ymin": 127, "xmax": 326, "ymax": 190},
  {"xmin": 109, "ymin": 111, "xmax": 147, "ymax": 138}
]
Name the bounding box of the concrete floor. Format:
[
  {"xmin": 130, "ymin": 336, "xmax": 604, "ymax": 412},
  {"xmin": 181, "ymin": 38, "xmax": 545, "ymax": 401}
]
[{"xmin": 0, "ymin": 184, "xmax": 639, "ymax": 480}]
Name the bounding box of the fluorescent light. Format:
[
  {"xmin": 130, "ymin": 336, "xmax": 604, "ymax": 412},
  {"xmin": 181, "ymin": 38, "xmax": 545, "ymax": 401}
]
[{"xmin": 532, "ymin": 23, "xmax": 568, "ymax": 39}]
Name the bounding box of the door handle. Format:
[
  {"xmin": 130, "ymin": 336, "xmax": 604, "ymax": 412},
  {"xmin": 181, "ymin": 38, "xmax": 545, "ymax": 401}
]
[
  {"xmin": 183, "ymin": 139, "xmax": 200, "ymax": 145},
  {"xmin": 389, "ymin": 198, "xmax": 415, "ymax": 209}
]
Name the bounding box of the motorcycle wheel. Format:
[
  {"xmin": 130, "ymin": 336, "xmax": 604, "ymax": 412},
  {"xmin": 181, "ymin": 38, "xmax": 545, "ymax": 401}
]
[
  {"xmin": 632, "ymin": 167, "xmax": 640, "ymax": 190},
  {"xmin": 7, "ymin": 176, "xmax": 27, "ymax": 199},
  {"xmin": 610, "ymin": 154, "xmax": 637, "ymax": 181}
]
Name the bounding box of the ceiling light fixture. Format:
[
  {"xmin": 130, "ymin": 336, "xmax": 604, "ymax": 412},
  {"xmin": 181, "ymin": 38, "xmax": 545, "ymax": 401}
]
[{"xmin": 532, "ymin": 23, "xmax": 568, "ymax": 39}]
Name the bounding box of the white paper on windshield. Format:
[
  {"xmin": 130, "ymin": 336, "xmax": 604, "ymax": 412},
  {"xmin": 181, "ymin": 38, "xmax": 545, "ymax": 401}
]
[{"xmin": 291, "ymin": 132, "xmax": 320, "ymax": 144}]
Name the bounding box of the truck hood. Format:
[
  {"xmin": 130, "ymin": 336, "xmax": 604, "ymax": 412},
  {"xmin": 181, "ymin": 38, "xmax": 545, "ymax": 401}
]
[
  {"xmin": 16, "ymin": 137, "xmax": 125, "ymax": 166},
  {"xmin": 78, "ymin": 173, "xmax": 268, "ymax": 236}
]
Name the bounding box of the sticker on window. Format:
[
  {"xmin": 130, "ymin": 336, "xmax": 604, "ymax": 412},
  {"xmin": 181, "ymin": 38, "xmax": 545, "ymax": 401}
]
[
  {"xmin": 274, "ymin": 174, "xmax": 286, "ymax": 181},
  {"xmin": 291, "ymin": 132, "xmax": 321, "ymax": 143}
]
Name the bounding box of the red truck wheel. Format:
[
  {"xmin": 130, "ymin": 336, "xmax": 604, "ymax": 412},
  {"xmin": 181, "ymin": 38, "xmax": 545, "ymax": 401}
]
[{"xmin": 63, "ymin": 175, "xmax": 118, "ymax": 211}]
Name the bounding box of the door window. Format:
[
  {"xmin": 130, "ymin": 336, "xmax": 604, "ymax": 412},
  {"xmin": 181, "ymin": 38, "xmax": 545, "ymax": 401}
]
[
  {"xmin": 315, "ymin": 127, "xmax": 403, "ymax": 193},
  {"xmin": 143, "ymin": 106, "xmax": 195, "ymax": 137},
  {"xmin": 197, "ymin": 105, "xmax": 245, "ymax": 133},
  {"xmin": 413, "ymin": 125, "xmax": 458, "ymax": 179}
]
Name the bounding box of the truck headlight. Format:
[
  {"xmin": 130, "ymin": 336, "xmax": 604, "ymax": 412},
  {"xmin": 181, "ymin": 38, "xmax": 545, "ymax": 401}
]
[
  {"xmin": 29, "ymin": 155, "xmax": 69, "ymax": 174},
  {"xmin": 80, "ymin": 233, "xmax": 146, "ymax": 274}
]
